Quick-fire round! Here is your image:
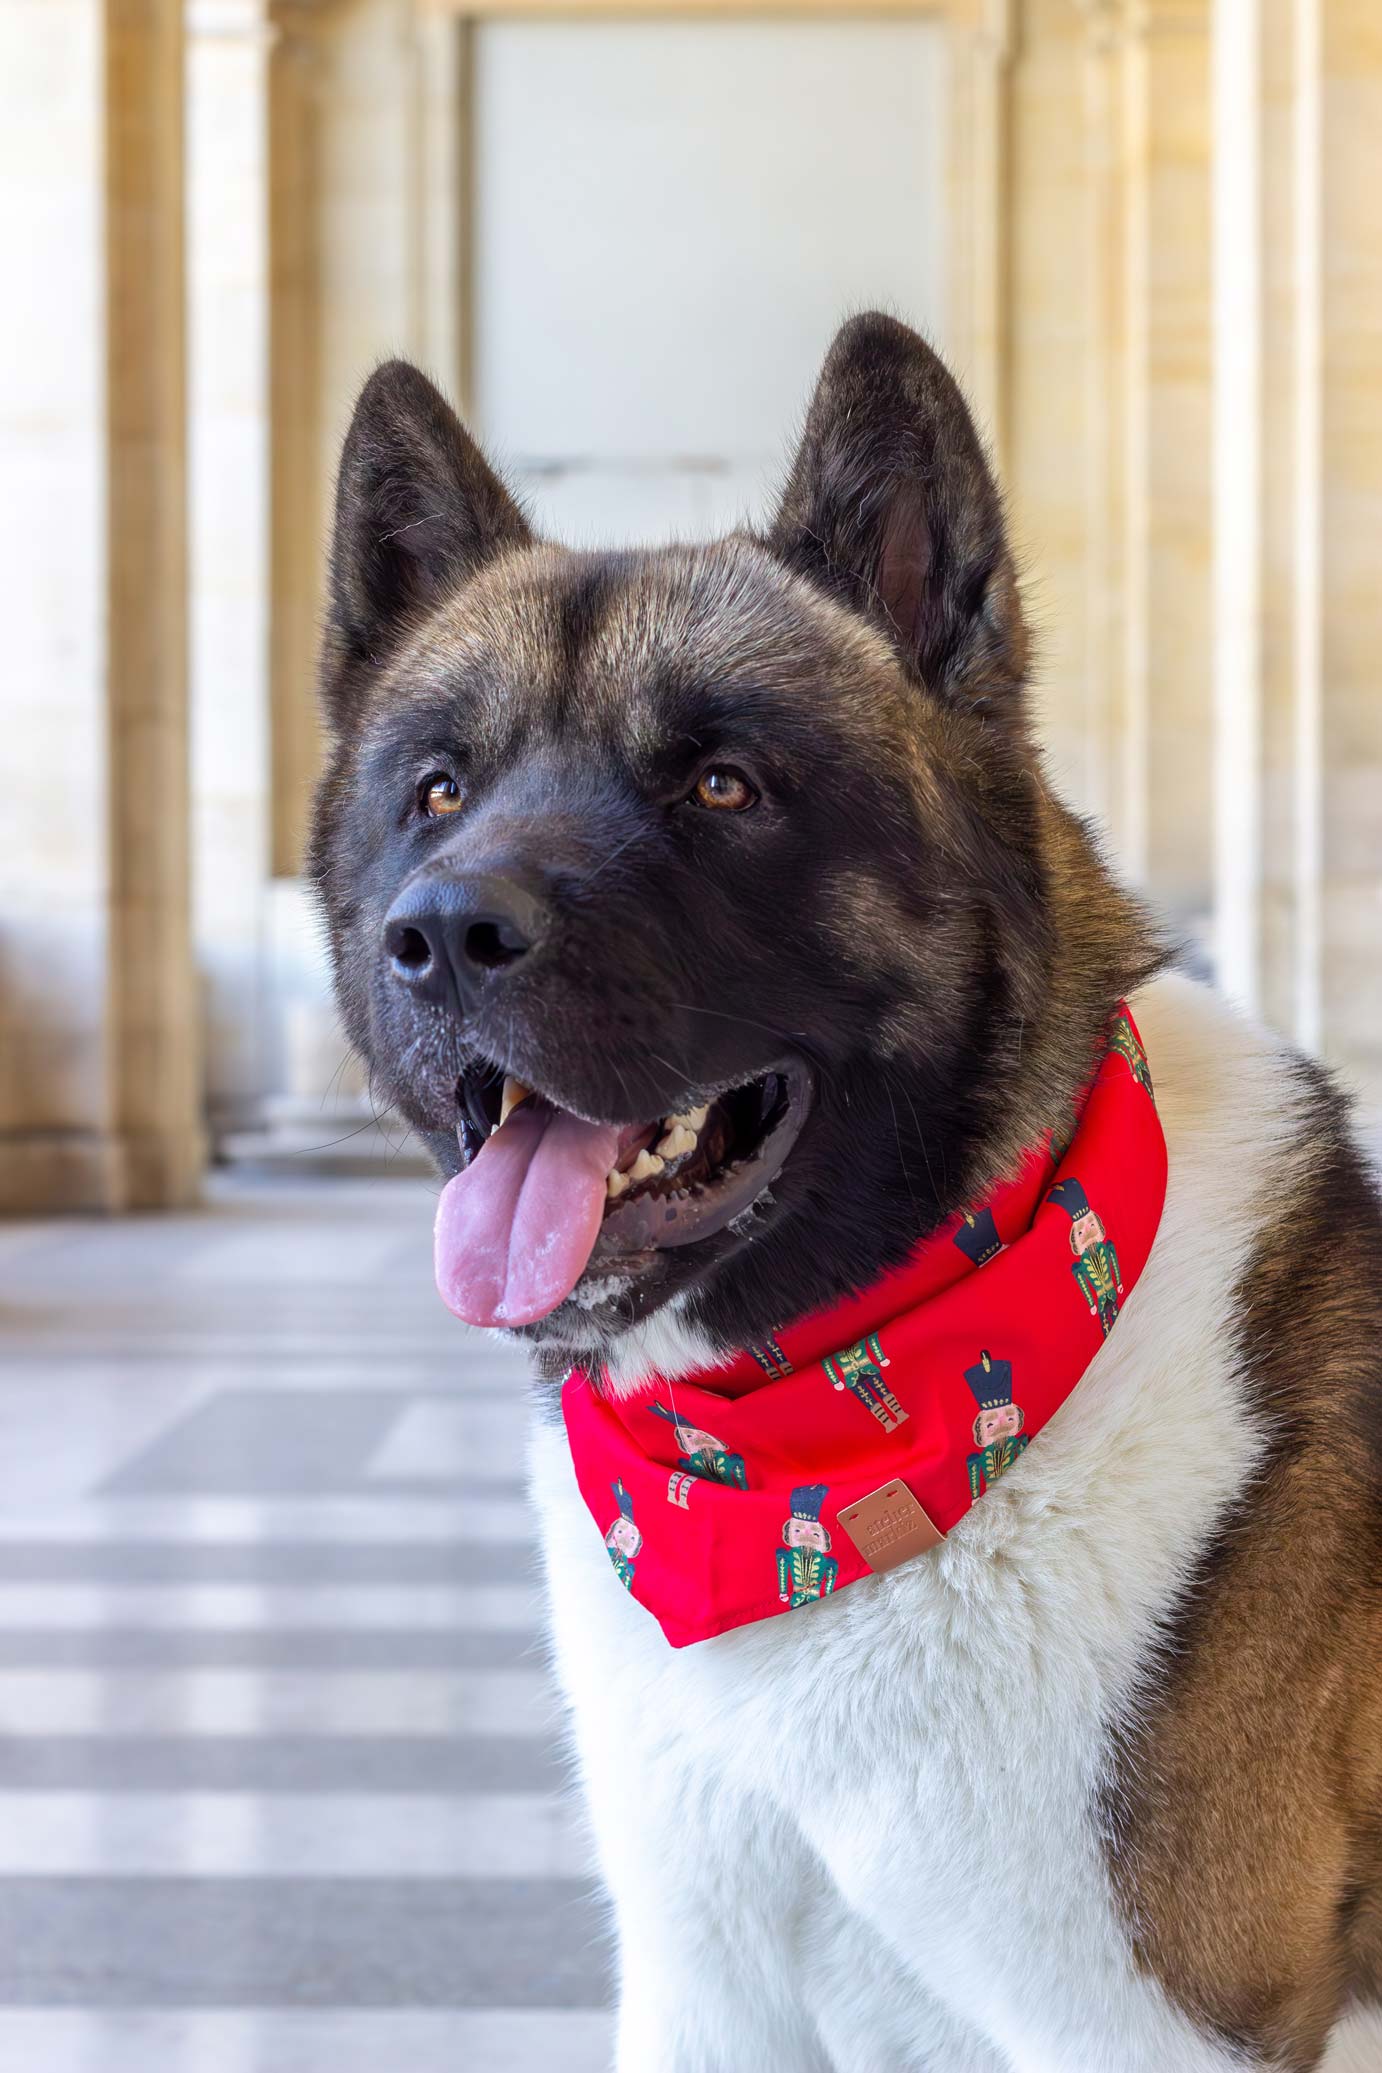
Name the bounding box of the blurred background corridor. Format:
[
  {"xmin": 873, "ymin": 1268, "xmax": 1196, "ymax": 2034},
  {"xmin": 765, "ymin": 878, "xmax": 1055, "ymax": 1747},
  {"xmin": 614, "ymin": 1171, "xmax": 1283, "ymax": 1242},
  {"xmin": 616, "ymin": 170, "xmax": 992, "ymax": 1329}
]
[
  {"xmin": 1, "ymin": 0, "xmax": 1379, "ymax": 2065},
  {"xmin": 0, "ymin": 1177, "xmax": 611, "ymax": 2069}
]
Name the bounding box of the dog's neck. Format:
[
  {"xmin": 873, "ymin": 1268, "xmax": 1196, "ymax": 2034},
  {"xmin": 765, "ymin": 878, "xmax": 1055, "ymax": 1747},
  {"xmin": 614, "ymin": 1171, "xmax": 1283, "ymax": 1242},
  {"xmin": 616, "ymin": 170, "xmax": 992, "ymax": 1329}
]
[
  {"xmin": 602, "ymin": 1297, "xmax": 726, "ymax": 1397},
  {"xmin": 946, "ymin": 785, "xmax": 1165, "ymax": 1208}
]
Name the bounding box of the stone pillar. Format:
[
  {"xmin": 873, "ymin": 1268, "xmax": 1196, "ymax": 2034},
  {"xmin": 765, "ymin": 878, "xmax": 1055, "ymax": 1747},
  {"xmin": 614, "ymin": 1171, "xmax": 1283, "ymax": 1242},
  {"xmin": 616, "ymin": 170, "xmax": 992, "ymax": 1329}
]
[
  {"xmin": 1121, "ymin": 0, "xmax": 1214, "ymax": 931},
  {"xmin": 268, "ymin": 0, "xmax": 469, "ymax": 881},
  {"xmin": 238, "ymin": 0, "xmax": 468, "ymax": 1145},
  {"xmin": 1209, "ymin": 0, "xmax": 1265, "ymax": 1009},
  {"xmin": 946, "ymin": 0, "xmax": 1014, "ymax": 467},
  {"xmin": 187, "ymin": 0, "xmax": 275, "ymax": 1138},
  {"xmin": 1005, "ymin": 0, "xmax": 1091, "ymax": 801},
  {"xmin": 1005, "ymin": 0, "xmax": 1212, "ymax": 943},
  {"xmin": 267, "ymin": 0, "xmax": 327, "ymax": 885},
  {"xmin": 414, "ymin": 6, "xmax": 472, "ymax": 409},
  {"xmin": 1214, "ymin": 0, "xmax": 1381, "ymax": 1123},
  {"xmin": 1315, "ymin": 0, "xmax": 1381, "ymax": 1120},
  {"xmin": 0, "ymin": 0, "xmax": 201, "ymax": 1212},
  {"xmin": 1256, "ymin": 0, "xmax": 1317, "ymax": 1045}
]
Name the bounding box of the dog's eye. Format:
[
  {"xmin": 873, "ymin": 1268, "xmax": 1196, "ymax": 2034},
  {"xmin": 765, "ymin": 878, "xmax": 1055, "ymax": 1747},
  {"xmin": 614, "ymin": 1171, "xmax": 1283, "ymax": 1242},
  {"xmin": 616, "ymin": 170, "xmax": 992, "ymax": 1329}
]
[
  {"xmin": 420, "ymin": 773, "xmax": 464, "ymax": 817},
  {"xmin": 690, "ymin": 768, "xmax": 757, "ymax": 813}
]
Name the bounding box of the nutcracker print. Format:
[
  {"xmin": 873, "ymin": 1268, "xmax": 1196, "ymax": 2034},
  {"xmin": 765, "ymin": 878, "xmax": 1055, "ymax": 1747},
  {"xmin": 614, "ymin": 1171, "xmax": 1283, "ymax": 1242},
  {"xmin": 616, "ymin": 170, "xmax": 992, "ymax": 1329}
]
[
  {"xmin": 821, "ymin": 1332, "xmax": 908, "ymax": 1433},
  {"xmin": 747, "ymin": 1334, "xmax": 793, "ymax": 1380},
  {"xmin": 647, "ymin": 1401, "xmax": 748, "ymax": 1490},
  {"xmin": 776, "ymin": 1484, "xmax": 838, "ymax": 1609},
  {"xmin": 1107, "ymin": 1009, "xmax": 1156, "ymax": 1103},
  {"xmin": 1048, "ymin": 1177, "xmax": 1124, "ymax": 1337},
  {"xmin": 962, "ymin": 1350, "xmax": 1029, "ymax": 1499},
  {"xmin": 603, "ymin": 1478, "xmax": 643, "ymax": 1591},
  {"xmin": 953, "ymin": 1205, "xmax": 1005, "ymax": 1269}
]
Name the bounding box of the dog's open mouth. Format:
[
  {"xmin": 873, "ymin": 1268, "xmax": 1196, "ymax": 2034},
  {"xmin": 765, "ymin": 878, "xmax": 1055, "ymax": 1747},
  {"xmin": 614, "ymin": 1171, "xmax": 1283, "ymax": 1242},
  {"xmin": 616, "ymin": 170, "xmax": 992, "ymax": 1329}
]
[{"xmin": 434, "ymin": 1060, "xmax": 812, "ymax": 1328}]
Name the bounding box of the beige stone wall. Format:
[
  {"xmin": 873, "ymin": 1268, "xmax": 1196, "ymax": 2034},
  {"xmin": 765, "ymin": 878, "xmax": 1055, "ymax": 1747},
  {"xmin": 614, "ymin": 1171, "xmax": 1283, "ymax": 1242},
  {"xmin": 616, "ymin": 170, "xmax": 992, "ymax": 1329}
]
[
  {"xmin": 1, "ymin": 0, "xmax": 202, "ymax": 1212},
  {"xmin": 1206, "ymin": 0, "xmax": 1382, "ymax": 1113},
  {"xmin": 1319, "ymin": 0, "xmax": 1382, "ymax": 1112},
  {"xmin": 188, "ymin": 0, "xmax": 274, "ymax": 1131},
  {"xmin": 1005, "ymin": 0, "xmax": 1214, "ymax": 923},
  {"xmin": 1004, "ymin": 0, "xmax": 1379, "ymax": 1126},
  {"xmin": 1, "ymin": 0, "xmax": 1377, "ymax": 1212},
  {"xmin": 1, "ymin": 0, "xmax": 109, "ymax": 1209},
  {"xmin": 268, "ymin": 0, "xmax": 467, "ymax": 879}
]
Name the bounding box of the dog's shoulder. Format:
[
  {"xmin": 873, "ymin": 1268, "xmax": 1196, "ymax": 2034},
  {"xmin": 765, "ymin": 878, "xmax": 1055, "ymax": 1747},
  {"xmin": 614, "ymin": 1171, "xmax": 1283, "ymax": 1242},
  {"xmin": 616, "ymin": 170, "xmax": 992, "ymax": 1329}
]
[{"xmin": 1106, "ymin": 973, "xmax": 1382, "ymax": 2066}]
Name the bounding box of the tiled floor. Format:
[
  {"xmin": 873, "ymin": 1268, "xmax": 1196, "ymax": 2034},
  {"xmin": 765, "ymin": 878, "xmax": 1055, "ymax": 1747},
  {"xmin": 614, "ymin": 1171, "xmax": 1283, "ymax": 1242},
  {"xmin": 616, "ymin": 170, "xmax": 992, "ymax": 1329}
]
[{"xmin": 0, "ymin": 1175, "xmax": 613, "ymax": 2072}]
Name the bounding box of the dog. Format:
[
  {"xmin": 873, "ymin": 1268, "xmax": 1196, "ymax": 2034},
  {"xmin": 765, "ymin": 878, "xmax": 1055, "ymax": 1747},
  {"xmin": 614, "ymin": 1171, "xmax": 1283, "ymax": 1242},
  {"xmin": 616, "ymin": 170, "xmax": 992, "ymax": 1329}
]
[{"xmin": 310, "ymin": 315, "xmax": 1382, "ymax": 2071}]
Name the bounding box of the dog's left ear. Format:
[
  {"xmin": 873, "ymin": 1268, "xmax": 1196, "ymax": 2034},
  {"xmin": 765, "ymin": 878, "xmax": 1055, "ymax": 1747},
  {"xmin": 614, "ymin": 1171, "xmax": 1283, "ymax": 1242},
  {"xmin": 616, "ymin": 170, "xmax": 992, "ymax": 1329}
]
[
  {"xmin": 767, "ymin": 313, "xmax": 1026, "ymax": 718},
  {"xmin": 322, "ymin": 360, "xmax": 531, "ymax": 732}
]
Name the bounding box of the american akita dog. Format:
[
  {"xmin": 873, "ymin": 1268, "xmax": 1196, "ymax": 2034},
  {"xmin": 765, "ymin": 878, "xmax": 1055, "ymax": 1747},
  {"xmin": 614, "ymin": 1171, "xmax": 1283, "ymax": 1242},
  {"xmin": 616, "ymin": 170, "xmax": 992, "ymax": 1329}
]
[{"xmin": 311, "ymin": 316, "xmax": 1382, "ymax": 2072}]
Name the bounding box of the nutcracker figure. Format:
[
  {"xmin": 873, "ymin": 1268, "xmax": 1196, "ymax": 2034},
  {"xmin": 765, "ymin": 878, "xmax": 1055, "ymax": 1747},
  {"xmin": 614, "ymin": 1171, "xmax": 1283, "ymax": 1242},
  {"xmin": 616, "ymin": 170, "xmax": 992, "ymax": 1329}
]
[
  {"xmin": 1107, "ymin": 1010, "xmax": 1155, "ymax": 1103},
  {"xmin": 647, "ymin": 1401, "xmax": 748, "ymax": 1490},
  {"xmin": 821, "ymin": 1332, "xmax": 909, "ymax": 1432},
  {"xmin": 603, "ymin": 1479, "xmax": 642, "ymax": 1591},
  {"xmin": 747, "ymin": 1334, "xmax": 793, "ymax": 1380},
  {"xmin": 776, "ymin": 1484, "xmax": 839, "ymax": 1608},
  {"xmin": 962, "ymin": 1350, "xmax": 1029, "ymax": 1498},
  {"xmin": 953, "ymin": 1205, "xmax": 1004, "ymax": 1269},
  {"xmin": 1048, "ymin": 1177, "xmax": 1124, "ymax": 1337}
]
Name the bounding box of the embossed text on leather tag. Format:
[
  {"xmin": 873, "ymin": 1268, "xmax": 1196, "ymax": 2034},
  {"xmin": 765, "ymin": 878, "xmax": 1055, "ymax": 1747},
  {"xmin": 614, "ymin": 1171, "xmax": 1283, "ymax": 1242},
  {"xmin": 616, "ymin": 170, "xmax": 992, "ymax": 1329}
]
[{"xmin": 837, "ymin": 1480, "xmax": 943, "ymax": 1572}]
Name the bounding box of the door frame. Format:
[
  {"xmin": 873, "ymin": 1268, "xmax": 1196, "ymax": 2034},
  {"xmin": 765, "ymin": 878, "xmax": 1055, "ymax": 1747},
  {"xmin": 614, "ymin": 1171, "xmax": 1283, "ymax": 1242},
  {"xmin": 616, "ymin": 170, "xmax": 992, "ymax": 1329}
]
[{"xmin": 422, "ymin": 0, "xmax": 1014, "ymax": 464}]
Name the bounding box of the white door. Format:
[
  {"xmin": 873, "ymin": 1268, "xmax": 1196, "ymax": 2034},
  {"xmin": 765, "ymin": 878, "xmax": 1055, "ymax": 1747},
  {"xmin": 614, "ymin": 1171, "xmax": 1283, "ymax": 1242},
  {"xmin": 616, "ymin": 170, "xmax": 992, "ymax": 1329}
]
[{"xmin": 473, "ymin": 16, "xmax": 948, "ymax": 546}]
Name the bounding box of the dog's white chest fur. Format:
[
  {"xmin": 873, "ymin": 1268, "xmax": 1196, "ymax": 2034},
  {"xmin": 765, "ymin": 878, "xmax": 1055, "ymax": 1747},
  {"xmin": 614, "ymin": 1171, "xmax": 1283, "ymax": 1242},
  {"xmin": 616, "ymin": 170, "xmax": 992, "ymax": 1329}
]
[{"xmin": 529, "ymin": 978, "xmax": 1334, "ymax": 2071}]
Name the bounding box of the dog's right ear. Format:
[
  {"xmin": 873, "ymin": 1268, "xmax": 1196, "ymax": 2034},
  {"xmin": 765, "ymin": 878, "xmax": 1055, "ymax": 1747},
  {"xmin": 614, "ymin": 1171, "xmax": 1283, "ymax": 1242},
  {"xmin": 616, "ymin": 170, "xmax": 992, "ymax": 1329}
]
[
  {"xmin": 322, "ymin": 361, "xmax": 531, "ymax": 731},
  {"xmin": 767, "ymin": 314, "xmax": 1026, "ymax": 723}
]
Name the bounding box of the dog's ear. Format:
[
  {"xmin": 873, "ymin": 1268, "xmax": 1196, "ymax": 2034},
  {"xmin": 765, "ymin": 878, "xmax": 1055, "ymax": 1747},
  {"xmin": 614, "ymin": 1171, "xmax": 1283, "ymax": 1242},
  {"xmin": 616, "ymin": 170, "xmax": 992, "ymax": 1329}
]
[
  {"xmin": 322, "ymin": 360, "xmax": 531, "ymax": 730},
  {"xmin": 767, "ymin": 313, "xmax": 1026, "ymax": 719}
]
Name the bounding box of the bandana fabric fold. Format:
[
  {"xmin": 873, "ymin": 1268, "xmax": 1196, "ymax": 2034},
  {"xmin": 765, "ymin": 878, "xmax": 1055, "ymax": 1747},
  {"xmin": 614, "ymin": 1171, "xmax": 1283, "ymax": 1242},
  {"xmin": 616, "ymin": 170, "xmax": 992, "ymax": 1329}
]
[{"xmin": 561, "ymin": 1007, "xmax": 1166, "ymax": 1649}]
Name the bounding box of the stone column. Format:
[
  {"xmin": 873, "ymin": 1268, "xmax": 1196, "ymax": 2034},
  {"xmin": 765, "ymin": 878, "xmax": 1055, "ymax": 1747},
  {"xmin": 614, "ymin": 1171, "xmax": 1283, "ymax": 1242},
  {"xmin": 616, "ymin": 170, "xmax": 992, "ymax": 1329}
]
[
  {"xmin": 1215, "ymin": 0, "xmax": 1381, "ymax": 1123},
  {"xmin": 0, "ymin": 0, "xmax": 201, "ymax": 1212},
  {"xmin": 187, "ymin": 0, "xmax": 275, "ymax": 1139},
  {"xmin": 1005, "ymin": 0, "xmax": 1212, "ymax": 943},
  {"xmin": 1256, "ymin": 0, "xmax": 1317, "ymax": 1045},
  {"xmin": 413, "ymin": 5, "xmax": 472, "ymax": 410},
  {"xmin": 267, "ymin": 0, "xmax": 327, "ymax": 885},
  {"xmin": 1312, "ymin": 0, "xmax": 1382, "ymax": 1122},
  {"xmin": 946, "ymin": 0, "xmax": 1015, "ymax": 468},
  {"xmin": 1121, "ymin": 0, "xmax": 1214, "ymax": 933},
  {"xmin": 1209, "ymin": 0, "xmax": 1265, "ymax": 1010},
  {"xmin": 1005, "ymin": 0, "xmax": 1092, "ymax": 801},
  {"xmin": 250, "ymin": 0, "xmax": 467, "ymax": 1140},
  {"xmin": 268, "ymin": 0, "xmax": 469, "ymax": 881}
]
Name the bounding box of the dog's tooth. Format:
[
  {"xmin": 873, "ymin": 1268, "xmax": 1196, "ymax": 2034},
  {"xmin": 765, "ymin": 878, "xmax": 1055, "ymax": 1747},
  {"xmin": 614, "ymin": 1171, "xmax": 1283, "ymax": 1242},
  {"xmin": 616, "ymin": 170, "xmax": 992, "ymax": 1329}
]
[
  {"xmin": 628, "ymin": 1149, "xmax": 665, "ymax": 1184},
  {"xmin": 606, "ymin": 1168, "xmax": 631, "ymax": 1200},
  {"xmin": 667, "ymin": 1104, "xmax": 709, "ymax": 1134},
  {"xmin": 655, "ymin": 1122, "xmax": 697, "ymax": 1160},
  {"xmin": 499, "ymin": 1076, "xmax": 532, "ymax": 1127}
]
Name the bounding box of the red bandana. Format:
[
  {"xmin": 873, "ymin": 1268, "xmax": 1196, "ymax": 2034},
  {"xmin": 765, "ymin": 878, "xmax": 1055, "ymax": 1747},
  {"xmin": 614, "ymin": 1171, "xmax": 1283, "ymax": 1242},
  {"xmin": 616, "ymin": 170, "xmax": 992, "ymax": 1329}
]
[{"xmin": 562, "ymin": 1007, "xmax": 1166, "ymax": 1648}]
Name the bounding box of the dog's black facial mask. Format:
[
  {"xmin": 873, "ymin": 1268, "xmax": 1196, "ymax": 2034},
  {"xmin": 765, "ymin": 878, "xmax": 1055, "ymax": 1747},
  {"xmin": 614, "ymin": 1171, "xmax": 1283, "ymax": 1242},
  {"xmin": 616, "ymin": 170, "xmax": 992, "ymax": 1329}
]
[{"xmin": 312, "ymin": 317, "xmax": 1141, "ymax": 1357}]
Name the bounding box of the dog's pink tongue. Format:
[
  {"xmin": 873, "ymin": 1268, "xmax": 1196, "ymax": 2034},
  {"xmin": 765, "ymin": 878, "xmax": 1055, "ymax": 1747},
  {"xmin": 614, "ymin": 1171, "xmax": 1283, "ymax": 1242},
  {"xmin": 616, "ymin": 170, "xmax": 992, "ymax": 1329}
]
[{"xmin": 434, "ymin": 1102, "xmax": 623, "ymax": 1328}]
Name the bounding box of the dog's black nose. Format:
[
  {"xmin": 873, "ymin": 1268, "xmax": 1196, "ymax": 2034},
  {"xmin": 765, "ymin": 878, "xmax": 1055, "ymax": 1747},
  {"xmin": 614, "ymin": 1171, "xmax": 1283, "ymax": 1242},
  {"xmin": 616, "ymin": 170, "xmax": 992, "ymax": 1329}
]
[{"xmin": 382, "ymin": 871, "xmax": 551, "ymax": 1011}]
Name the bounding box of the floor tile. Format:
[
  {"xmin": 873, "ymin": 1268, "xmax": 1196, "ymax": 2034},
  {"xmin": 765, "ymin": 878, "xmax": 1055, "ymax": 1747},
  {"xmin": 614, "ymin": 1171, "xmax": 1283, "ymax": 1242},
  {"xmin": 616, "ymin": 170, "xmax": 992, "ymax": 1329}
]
[
  {"xmin": 0, "ymin": 1878, "xmax": 611, "ymax": 2006},
  {"xmin": 0, "ymin": 1792, "xmax": 592, "ymax": 1878},
  {"xmin": 0, "ymin": 2008, "xmax": 614, "ymax": 2072},
  {"xmin": 0, "ymin": 1175, "xmax": 610, "ymax": 2067}
]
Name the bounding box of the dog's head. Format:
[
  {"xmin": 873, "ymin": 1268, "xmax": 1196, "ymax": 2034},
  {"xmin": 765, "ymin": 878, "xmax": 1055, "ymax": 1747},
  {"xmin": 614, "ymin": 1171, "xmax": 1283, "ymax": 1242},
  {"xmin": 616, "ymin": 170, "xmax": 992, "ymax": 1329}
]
[{"xmin": 311, "ymin": 314, "xmax": 1156, "ymax": 1360}]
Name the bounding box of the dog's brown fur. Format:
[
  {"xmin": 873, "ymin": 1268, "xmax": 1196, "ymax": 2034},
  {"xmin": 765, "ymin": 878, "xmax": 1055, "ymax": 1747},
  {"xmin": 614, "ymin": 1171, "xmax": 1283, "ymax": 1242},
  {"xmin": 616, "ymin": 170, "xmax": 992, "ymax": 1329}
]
[
  {"xmin": 1107, "ymin": 1065, "xmax": 1382, "ymax": 2069},
  {"xmin": 312, "ymin": 314, "xmax": 1382, "ymax": 2065}
]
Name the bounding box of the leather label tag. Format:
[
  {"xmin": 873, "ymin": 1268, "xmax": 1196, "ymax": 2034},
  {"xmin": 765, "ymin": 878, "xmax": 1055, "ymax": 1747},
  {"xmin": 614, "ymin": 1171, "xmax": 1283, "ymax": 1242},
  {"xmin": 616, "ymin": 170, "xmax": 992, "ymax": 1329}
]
[{"xmin": 837, "ymin": 1479, "xmax": 943, "ymax": 1573}]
